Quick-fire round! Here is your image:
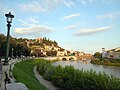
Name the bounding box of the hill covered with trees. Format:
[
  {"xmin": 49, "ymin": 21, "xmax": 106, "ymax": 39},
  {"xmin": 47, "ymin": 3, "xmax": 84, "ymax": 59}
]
[{"xmin": 0, "ymin": 33, "xmax": 59, "ymax": 58}]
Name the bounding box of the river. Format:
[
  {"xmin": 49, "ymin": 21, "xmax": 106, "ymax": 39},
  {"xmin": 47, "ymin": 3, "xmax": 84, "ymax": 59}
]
[{"xmin": 52, "ymin": 60, "xmax": 120, "ymax": 78}]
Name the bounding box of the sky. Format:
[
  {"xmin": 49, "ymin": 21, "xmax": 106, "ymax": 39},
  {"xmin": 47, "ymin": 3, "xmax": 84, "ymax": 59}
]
[{"xmin": 0, "ymin": 0, "xmax": 120, "ymax": 54}]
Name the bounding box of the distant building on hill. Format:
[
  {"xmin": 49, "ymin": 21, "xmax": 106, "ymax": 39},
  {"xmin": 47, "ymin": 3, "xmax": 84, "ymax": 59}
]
[
  {"xmin": 102, "ymin": 47, "xmax": 120, "ymax": 59},
  {"xmin": 36, "ymin": 38, "xmax": 43, "ymax": 43}
]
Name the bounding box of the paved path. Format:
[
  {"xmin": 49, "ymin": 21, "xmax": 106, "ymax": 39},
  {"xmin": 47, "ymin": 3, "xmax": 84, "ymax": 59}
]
[
  {"xmin": 0, "ymin": 59, "xmax": 28, "ymax": 90},
  {"xmin": 34, "ymin": 66, "xmax": 58, "ymax": 90},
  {"xmin": 6, "ymin": 83, "xmax": 28, "ymax": 90}
]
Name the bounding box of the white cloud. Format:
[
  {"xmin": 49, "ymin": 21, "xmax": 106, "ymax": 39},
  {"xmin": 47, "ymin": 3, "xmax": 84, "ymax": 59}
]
[
  {"xmin": 80, "ymin": 0, "xmax": 87, "ymax": 5},
  {"xmin": 43, "ymin": 0, "xmax": 62, "ymax": 10},
  {"xmin": 78, "ymin": 0, "xmax": 96, "ymax": 5},
  {"xmin": 27, "ymin": 17, "xmax": 39, "ymax": 24},
  {"xmin": 64, "ymin": 22, "xmax": 80, "ymax": 30},
  {"xmin": 74, "ymin": 26, "xmax": 113, "ymax": 36},
  {"xmin": 62, "ymin": 13, "xmax": 81, "ymax": 20},
  {"xmin": 19, "ymin": 0, "xmax": 75, "ymax": 13},
  {"xmin": 18, "ymin": 19, "xmax": 30, "ymax": 26},
  {"xmin": 42, "ymin": 0, "xmax": 75, "ymax": 9},
  {"xmin": 97, "ymin": 12, "xmax": 120, "ymax": 19},
  {"xmin": 19, "ymin": 1, "xmax": 45, "ymax": 13},
  {"xmin": 14, "ymin": 25, "xmax": 53, "ymax": 37},
  {"xmin": 63, "ymin": 0, "xmax": 75, "ymax": 7},
  {"xmin": 18, "ymin": 17, "xmax": 39, "ymax": 26},
  {"xmin": 29, "ymin": 18, "xmax": 39, "ymax": 24}
]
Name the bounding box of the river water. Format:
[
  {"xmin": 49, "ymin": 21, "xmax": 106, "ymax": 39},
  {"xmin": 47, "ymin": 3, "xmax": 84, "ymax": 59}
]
[{"xmin": 52, "ymin": 60, "xmax": 120, "ymax": 78}]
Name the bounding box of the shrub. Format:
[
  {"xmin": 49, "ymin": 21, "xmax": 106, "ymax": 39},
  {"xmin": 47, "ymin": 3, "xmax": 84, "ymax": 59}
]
[{"xmin": 37, "ymin": 59, "xmax": 120, "ymax": 90}]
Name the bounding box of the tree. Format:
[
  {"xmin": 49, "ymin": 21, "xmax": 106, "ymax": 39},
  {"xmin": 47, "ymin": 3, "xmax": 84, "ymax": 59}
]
[
  {"xmin": 51, "ymin": 51, "xmax": 57, "ymax": 56},
  {"xmin": 46, "ymin": 51, "xmax": 51, "ymax": 56},
  {"xmin": 94, "ymin": 52, "xmax": 102, "ymax": 58}
]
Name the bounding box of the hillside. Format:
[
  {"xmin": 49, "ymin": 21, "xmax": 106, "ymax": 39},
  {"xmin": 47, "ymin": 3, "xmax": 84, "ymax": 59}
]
[{"xmin": 0, "ymin": 34, "xmax": 61, "ymax": 57}]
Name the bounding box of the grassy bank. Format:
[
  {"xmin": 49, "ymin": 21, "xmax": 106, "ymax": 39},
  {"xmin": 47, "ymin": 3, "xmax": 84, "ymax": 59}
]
[
  {"xmin": 91, "ymin": 58, "xmax": 120, "ymax": 67},
  {"xmin": 37, "ymin": 59, "xmax": 120, "ymax": 90},
  {"xmin": 13, "ymin": 59, "xmax": 48, "ymax": 90}
]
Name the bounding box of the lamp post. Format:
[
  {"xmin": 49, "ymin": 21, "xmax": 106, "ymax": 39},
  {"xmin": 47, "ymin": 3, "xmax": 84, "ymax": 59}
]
[{"xmin": 4, "ymin": 12, "xmax": 14, "ymax": 65}]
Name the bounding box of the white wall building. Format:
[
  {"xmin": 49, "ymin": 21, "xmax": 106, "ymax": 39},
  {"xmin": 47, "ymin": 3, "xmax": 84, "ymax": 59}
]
[
  {"xmin": 57, "ymin": 51, "xmax": 66, "ymax": 56},
  {"xmin": 102, "ymin": 48, "xmax": 107, "ymax": 58},
  {"xmin": 102, "ymin": 47, "xmax": 120, "ymax": 59}
]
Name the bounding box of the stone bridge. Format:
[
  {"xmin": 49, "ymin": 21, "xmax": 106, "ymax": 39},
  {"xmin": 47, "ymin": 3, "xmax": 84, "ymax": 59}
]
[{"xmin": 58, "ymin": 56, "xmax": 77, "ymax": 61}]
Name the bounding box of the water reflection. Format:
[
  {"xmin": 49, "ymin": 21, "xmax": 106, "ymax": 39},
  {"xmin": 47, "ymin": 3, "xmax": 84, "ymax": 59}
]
[{"xmin": 52, "ymin": 60, "xmax": 120, "ymax": 78}]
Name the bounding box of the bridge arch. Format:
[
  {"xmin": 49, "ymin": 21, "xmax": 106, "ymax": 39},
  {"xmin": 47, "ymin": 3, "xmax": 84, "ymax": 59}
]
[
  {"xmin": 62, "ymin": 58, "xmax": 67, "ymax": 61},
  {"xmin": 69, "ymin": 57, "xmax": 75, "ymax": 60},
  {"xmin": 58, "ymin": 56, "xmax": 77, "ymax": 61}
]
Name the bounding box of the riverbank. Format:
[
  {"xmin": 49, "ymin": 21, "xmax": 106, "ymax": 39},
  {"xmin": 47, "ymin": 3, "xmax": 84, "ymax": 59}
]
[
  {"xmin": 13, "ymin": 58, "xmax": 120, "ymax": 90},
  {"xmin": 91, "ymin": 58, "xmax": 120, "ymax": 67},
  {"xmin": 37, "ymin": 59, "xmax": 120, "ymax": 90}
]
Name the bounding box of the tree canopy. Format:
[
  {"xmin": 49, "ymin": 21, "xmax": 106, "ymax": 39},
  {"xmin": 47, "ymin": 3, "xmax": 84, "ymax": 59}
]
[
  {"xmin": 0, "ymin": 34, "xmax": 58, "ymax": 58},
  {"xmin": 93, "ymin": 52, "xmax": 102, "ymax": 58}
]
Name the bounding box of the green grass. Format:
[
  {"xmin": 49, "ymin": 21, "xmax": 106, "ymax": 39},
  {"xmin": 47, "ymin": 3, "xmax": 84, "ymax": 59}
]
[{"xmin": 13, "ymin": 59, "xmax": 48, "ymax": 90}]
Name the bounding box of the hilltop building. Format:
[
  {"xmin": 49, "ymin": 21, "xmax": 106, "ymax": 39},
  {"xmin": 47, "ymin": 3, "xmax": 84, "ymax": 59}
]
[{"xmin": 36, "ymin": 38, "xmax": 43, "ymax": 43}]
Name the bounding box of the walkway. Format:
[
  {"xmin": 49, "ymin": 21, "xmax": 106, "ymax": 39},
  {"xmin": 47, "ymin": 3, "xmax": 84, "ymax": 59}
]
[
  {"xmin": 0, "ymin": 59, "xmax": 28, "ymax": 90},
  {"xmin": 34, "ymin": 66, "xmax": 58, "ymax": 90}
]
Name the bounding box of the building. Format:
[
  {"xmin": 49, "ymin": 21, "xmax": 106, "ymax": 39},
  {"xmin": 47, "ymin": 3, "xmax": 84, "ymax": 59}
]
[
  {"xmin": 57, "ymin": 51, "xmax": 67, "ymax": 56},
  {"xmin": 102, "ymin": 47, "xmax": 120, "ymax": 59},
  {"xmin": 79, "ymin": 52, "xmax": 85, "ymax": 56},
  {"xmin": 36, "ymin": 38, "xmax": 43, "ymax": 43},
  {"xmin": 102, "ymin": 48, "xmax": 107, "ymax": 58}
]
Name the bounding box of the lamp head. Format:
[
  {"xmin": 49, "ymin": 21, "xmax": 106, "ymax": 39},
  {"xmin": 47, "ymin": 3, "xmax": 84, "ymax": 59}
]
[{"xmin": 5, "ymin": 12, "xmax": 14, "ymax": 23}]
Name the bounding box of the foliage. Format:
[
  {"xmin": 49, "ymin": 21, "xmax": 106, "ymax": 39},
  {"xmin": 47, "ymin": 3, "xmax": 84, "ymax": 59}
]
[
  {"xmin": 93, "ymin": 52, "xmax": 102, "ymax": 58},
  {"xmin": 37, "ymin": 59, "xmax": 120, "ymax": 90},
  {"xmin": 13, "ymin": 59, "xmax": 47, "ymax": 90},
  {"xmin": 0, "ymin": 34, "xmax": 59, "ymax": 57},
  {"xmin": 0, "ymin": 34, "xmax": 31, "ymax": 57},
  {"xmin": 42, "ymin": 37, "xmax": 58, "ymax": 46},
  {"xmin": 46, "ymin": 51, "xmax": 57, "ymax": 56},
  {"xmin": 91, "ymin": 58, "xmax": 120, "ymax": 67}
]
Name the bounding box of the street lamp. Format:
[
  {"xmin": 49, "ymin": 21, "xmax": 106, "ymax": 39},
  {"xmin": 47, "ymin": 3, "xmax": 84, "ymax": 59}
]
[{"xmin": 4, "ymin": 12, "xmax": 14, "ymax": 65}]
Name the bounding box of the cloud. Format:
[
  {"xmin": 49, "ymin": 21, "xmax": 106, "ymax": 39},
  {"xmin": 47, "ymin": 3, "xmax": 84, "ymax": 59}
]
[
  {"xmin": 19, "ymin": 0, "xmax": 75, "ymax": 13},
  {"xmin": 29, "ymin": 17, "xmax": 39, "ymax": 24},
  {"xmin": 80, "ymin": 0, "xmax": 87, "ymax": 5},
  {"xmin": 61, "ymin": 13, "xmax": 81, "ymax": 20},
  {"xmin": 14, "ymin": 25, "xmax": 53, "ymax": 37},
  {"xmin": 74, "ymin": 26, "xmax": 113, "ymax": 36},
  {"xmin": 64, "ymin": 22, "xmax": 80, "ymax": 30},
  {"xmin": 78, "ymin": 0, "xmax": 96, "ymax": 5},
  {"xmin": 97, "ymin": 12, "xmax": 120, "ymax": 19},
  {"xmin": 19, "ymin": 1, "xmax": 45, "ymax": 13},
  {"xmin": 43, "ymin": 0, "xmax": 62, "ymax": 10},
  {"xmin": 63, "ymin": 0, "xmax": 75, "ymax": 7},
  {"xmin": 18, "ymin": 17, "xmax": 39, "ymax": 26},
  {"xmin": 18, "ymin": 19, "xmax": 30, "ymax": 26}
]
